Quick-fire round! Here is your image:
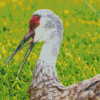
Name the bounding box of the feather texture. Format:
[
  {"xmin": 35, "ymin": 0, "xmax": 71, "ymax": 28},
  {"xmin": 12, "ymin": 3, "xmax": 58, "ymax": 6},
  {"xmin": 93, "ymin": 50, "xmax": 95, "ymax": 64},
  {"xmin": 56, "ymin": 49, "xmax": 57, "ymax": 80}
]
[
  {"xmin": 27, "ymin": 9, "xmax": 100, "ymax": 100},
  {"xmin": 28, "ymin": 60, "xmax": 100, "ymax": 100}
]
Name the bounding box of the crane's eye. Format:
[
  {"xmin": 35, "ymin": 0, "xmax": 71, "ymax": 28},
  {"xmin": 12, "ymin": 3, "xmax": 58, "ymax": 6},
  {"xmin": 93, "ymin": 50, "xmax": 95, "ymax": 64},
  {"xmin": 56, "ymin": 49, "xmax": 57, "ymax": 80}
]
[{"xmin": 35, "ymin": 21, "xmax": 39, "ymax": 27}]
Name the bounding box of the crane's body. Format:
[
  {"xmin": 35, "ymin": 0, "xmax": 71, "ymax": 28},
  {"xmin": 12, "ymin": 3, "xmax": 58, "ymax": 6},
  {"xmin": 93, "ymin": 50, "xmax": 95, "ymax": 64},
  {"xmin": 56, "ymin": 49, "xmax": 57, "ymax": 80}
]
[{"xmin": 5, "ymin": 9, "xmax": 100, "ymax": 100}]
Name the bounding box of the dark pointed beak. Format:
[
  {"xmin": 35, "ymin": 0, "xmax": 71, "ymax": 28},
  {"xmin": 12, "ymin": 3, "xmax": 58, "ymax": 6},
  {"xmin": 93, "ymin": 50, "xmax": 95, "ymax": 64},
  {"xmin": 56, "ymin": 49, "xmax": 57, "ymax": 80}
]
[{"xmin": 4, "ymin": 30, "xmax": 35, "ymax": 75}]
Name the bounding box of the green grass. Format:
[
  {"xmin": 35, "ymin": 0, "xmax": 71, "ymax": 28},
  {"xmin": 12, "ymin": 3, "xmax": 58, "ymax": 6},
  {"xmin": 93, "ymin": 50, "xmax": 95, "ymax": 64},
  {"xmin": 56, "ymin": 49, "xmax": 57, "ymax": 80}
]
[{"xmin": 0, "ymin": 0, "xmax": 100, "ymax": 99}]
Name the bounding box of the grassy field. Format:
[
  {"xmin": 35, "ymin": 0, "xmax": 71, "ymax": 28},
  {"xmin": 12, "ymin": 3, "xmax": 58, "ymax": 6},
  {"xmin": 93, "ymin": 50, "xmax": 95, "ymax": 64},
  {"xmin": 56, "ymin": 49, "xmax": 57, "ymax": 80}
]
[{"xmin": 0, "ymin": 0, "xmax": 100, "ymax": 99}]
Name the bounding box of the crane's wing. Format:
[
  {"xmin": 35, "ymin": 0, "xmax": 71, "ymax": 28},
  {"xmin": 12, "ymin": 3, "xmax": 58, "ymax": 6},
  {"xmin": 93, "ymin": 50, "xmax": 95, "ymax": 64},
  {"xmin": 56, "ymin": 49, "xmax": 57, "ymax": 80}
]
[
  {"xmin": 77, "ymin": 74, "xmax": 100, "ymax": 100},
  {"xmin": 66, "ymin": 74, "xmax": 100, "ymax": 100},
  {"xmin": 28, "ymin": 74, "xmax": 100, "ymax": 100}
]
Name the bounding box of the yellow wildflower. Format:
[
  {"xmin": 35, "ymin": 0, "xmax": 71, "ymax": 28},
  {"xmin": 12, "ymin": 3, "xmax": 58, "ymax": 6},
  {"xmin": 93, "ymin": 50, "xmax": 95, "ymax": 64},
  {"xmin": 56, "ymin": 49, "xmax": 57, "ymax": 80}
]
[{"xmin": 64, "ymin": 10, "xmax": 69, "ymax": 14}]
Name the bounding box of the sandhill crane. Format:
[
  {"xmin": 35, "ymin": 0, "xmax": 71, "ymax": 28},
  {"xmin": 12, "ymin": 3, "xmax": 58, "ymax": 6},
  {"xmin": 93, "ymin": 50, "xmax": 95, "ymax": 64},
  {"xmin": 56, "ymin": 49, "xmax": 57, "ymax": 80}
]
[{"xmin": 5, "ymin": 9, "xmax": 100, "ymax": 100}]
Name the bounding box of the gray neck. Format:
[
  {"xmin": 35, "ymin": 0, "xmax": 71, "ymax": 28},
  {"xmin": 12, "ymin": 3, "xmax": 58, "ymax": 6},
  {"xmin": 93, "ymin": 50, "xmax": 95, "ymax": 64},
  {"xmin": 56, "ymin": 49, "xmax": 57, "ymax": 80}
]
[{"xmin": 33, "ymin": 33, "xmax": 62, "ymax": 84}]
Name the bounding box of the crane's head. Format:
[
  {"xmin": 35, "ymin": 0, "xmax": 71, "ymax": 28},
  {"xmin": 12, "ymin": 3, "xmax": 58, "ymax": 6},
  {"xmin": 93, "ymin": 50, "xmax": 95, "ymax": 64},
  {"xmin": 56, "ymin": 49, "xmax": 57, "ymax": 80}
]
[{"xmin": 4, "ymin": 9, "xmax": 63, "ymax": 75}]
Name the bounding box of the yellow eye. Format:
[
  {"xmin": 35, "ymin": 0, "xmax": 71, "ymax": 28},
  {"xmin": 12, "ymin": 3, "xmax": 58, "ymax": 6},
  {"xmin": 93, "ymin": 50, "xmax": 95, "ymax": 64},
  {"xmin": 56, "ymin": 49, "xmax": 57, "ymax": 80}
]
[{"xmin": 35, "ymin": 21, "xmax": 39, "ymax": 26}]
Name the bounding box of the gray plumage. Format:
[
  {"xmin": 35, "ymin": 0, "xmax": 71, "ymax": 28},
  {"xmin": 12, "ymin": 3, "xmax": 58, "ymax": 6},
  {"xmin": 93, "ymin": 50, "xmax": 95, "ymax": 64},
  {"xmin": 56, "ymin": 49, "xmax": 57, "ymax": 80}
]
[
  {"xmin": 4, "ymin": 9, "xmax": 100, "ymax": 100},
  {"xmin": 27, "ymin": 9, "xmax": 100, "ymax": 100}
]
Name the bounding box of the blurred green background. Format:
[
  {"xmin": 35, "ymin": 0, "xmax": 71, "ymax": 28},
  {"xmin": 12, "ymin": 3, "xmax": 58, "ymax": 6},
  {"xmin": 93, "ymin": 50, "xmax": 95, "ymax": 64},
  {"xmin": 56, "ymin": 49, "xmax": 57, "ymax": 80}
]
[{"xmin": 0, "ymin": 0, "xmax": 100, "ymax": 99}]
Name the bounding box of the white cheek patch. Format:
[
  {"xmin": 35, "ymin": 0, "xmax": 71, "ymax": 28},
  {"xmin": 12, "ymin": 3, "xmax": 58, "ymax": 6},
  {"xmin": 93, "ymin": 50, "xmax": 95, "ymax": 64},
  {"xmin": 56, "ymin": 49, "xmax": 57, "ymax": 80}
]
[
  {"xmin": 34, "ymin": 26, "xmax": 45, "ymax": 43},
  {"xmin": 34, "ymin": 17, "xmax": 47, "ymax": 42},
  {"xmin": 34, "ymin": 17, "xmax": 56, "ymax": 42}
]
